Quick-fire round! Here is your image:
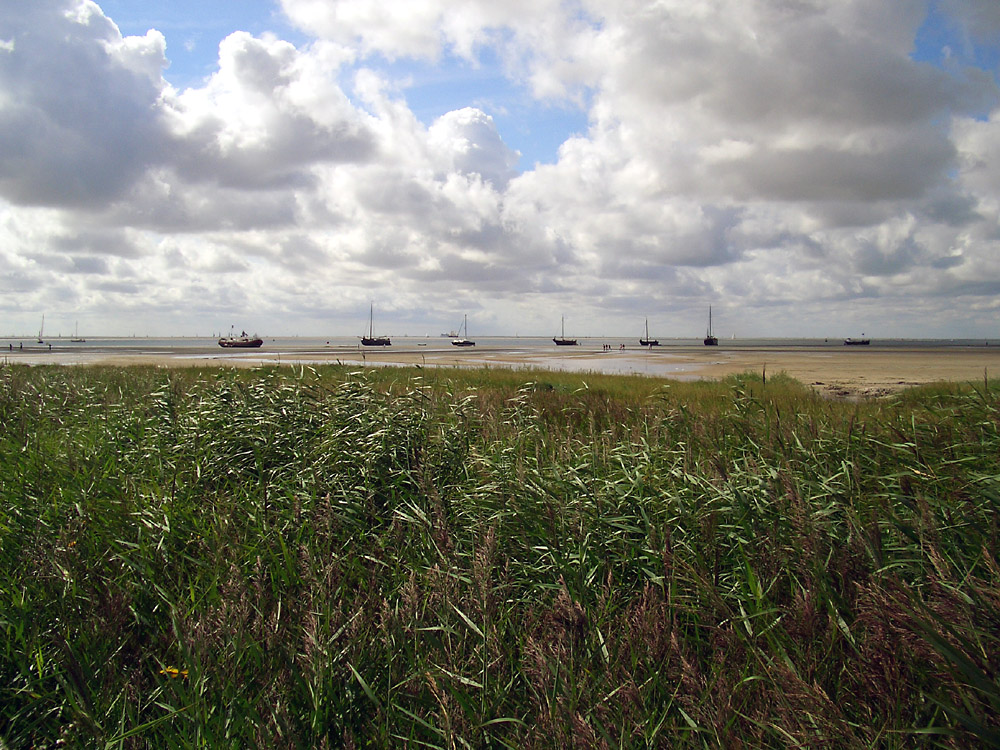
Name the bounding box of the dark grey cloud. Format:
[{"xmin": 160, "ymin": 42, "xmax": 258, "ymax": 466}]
[
  {"xmin": 170, "ymin": 105, "xmax": 376, "ymax": 191},
  {"xmin": 52, "ymin": 228, "xmax": 143, "ymax": 258},
  {"xmin": 942, "ymin": 0, "xmax": 1000, "ymax": 42},
  {"xmin": 69, "ymin": 256, "xmax": 111, "ymax": 274},
  {"xmin": 919, "ymin": 190, "xmax": 982, "ymax": 226},
  {"xmin": 106, "ymin": 174, "xmax": 302, "ymax": 232},
  {"xmin": 851, "ymin": 234, "xmax": 925, "ymax": 276},
  {"xmin": 725, "ymin": 136, "xmax": 956, "ymax": 203}
]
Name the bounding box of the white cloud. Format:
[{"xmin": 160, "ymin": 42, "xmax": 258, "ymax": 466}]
[
  {"xmin": 428, "ymin": 108, "xmax": 519, "ymax": 187},
  {"xmin": 0, "ymin": 0, "xmax": 169, "ymax": 208},
  {"xmin": 164, "ymin": 32, "xmax": 376, "ymax": 191},
  {"xmin": 1, "ymin": 0, "xmax": 999, "ymax": 337}
]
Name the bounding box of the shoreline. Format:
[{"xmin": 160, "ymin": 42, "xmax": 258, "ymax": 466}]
[{"xmin": 3, "ymin": 341, "xmax": 999, "ymax": 398}]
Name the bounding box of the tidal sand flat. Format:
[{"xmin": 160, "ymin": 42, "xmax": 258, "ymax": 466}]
[{"xmin": 4, "ymin": 337, "xmax": 1000, "ymax": 397}]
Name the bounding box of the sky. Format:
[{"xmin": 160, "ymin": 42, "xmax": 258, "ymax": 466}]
[{"xmin": 2, "ymin": 0, "xmax": 1000, "ymax": 339}]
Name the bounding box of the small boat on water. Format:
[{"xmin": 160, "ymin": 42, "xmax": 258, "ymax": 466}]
[
  {"xmin": 219, "ymin": 328, "xmax": 263, "ymax": 348},
  {"xmin": 37, "ymin": 315, "xmax": 44, "ymax": 344},
  {"xmin": 553, "ymin": 316, "xmax": 577, "ymax": 346},
  {"xmin": 71, "ymin": 321, "xmax": 85, "ymax": 343},
  {"xmin": 704, "ymin": 306, "xmax": 718, "ymax": 346},
  {"xmin": 844, "ymin": 336, "xmax": 870, "ymax": 346},
  {"xmin": 361, "ymin": 303, "xmax": 391, "ymax": 346},
  {"xmin": 452, "ymin": 314, "xmax": 475, "ymax": 347},
  {"xmin": 639, "ymin": 318, "xmax": 659, "ymax": 347}
]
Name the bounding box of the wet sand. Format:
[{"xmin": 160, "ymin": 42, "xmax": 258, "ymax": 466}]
[
  {"xmin": 326, "ymin": 344, "xmax": 1000, "ymax": 398},
  {"xmin": 4, "ymin": 341, "xmax": 999, "ymax": 397}
]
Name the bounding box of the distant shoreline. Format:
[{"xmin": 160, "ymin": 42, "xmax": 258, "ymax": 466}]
[{"xmin": 4, "ymin": 338, "xmax": 1000, "ymax": 398}]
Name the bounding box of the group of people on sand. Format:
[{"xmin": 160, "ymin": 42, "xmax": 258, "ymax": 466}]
[
  {"xmin": 602, "ymin": 343, "xmax": 627, "ymax": 352},
  {"xmin": 9, "ymin": 342, "xmax": 51, "ymax": 351}
]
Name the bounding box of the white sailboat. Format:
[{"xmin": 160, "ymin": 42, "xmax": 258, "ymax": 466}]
[
  {"xmin": 451, "ymin": 314, "xmax": 475, "ymax": 346},
  {"xmin": 37, "ymin": 315, "xmax": 44, "ymax": 344}
]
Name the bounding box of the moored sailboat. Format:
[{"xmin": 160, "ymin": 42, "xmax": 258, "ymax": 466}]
[
  {"xmin": 452, "ymin": 314, "xmax": 475, "ymax": 346},
  {"xmin": 553, "ymin": 316, "xmax": 577, "ymax": 346},
  {"xmin": 703, "ymin": 306, "xmax": 718, "ymax": 346},
  {"xmin": 639, "ymin": 319, "xmax": 659, "ymax": 347},
  {"xmin": 361, "ymin": 303, "xmax": 391, "ymax": 346}
]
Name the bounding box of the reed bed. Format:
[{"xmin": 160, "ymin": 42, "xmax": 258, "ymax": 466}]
[{"xmin": 1, "ymin": 364, "xmax": 998, "ymax": 748}]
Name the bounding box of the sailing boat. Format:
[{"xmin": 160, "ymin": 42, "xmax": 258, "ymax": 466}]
[
  {"xmin": 553, "ymin": 316, "xmax": 577, "ymax": 346},
  {"xmin": 639, "ymin": 318, "xmax": 659, "ymax": 347},
  {"xmin": 361, "ymin": 303, "xmax": 391, "ymax": 346},
  {"xmin": 451, "ymin": 314, "xmax": 475, "ymax": 346},
  {"xmin": 71, "ymin": 321, "xmax": 85, "ymax": 343},
  {"xmin": 37, "ymin": 315, "xmax": 44, "ymax": 344},
  {"xmin": 703, "ymin": 306, "xmax": 718, "ymax": 346}
]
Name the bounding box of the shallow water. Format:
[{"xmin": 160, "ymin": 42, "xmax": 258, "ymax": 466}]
[{"xmin": 2, "ymin": 335, "xmax": 996, "ymax": 379}]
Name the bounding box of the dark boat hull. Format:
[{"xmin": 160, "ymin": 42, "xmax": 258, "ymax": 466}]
[
  {"xmin": 639, "ymin": 339, "xmax": 659, "ymax": 346},
  {"xmin": 219, "ymin": 338, "xmax": 263, "ymax": 348},
  {"xmin": 362, "ymin": 337, "xmax": 391, "ymax": 346},
  {"xmin": 452, "ymin": 340, "xmax": 475, "ymax": 347},
  {"xmin": 844, "ymin": 339, "xmax": 870, "ymax": 345},
  {"xmin": 553, "ymin": 338, "xmax": 577, "ymax": 346},
  {"xmin": 703, "ymin": 337, "xmax": 718, "ymax": 346}
]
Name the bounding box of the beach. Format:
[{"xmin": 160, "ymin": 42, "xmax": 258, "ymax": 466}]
[{"xmin": 4, "ymin": 338, "xmax": 998, "ymax": 397}]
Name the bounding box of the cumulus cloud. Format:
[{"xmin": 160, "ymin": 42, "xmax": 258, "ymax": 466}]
[
  {"xmin": 428, "ymin": 108, "xmax": 519, "ymax": 187},
  {"xmin": 0, "ymin": 0, "xmax": 169, "ymax": 208},
  {"xmin": 1, "ymin": 0, "xmax": 999, "ymax": 337},
  {"xmin": 483, "ymin": 0, "xmax": 1000, "ymax": 328},
  {"xmin": 164, "ymin": 32, "xmax": 376, "ymax": 190}
]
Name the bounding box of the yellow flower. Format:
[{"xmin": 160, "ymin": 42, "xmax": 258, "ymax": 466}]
[{"xmin": 159, "ymin": 666, "xmax": 189, "ymax": 679}]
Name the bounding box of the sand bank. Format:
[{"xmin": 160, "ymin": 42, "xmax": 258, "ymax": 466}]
[{"xmin": 4, "ymin": 341, "xmax": 999, "ymax": 397}]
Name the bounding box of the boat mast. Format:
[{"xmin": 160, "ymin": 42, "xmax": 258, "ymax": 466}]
[
  {"xmin": 707, "ymin": 306, "xmax": 713, "ymax": 338},
  {"xmin": 369, "ymin": 303, "xmax": 374, "ymax": 339}
]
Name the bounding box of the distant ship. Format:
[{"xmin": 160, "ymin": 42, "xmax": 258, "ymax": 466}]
[
  {"xmin": 219, "ymin": 328, "xmax": 263, "ymax": 348},
  {"xmin": 704, "ymin": 306, "xmax": 718, "ymax": 346},
  {"xmin": 844, "ymin": 336, "xmax": 870, "ymax": 346},
  {"xmin": 553, "ymin": 316, "xmax": 577, "ymax": 346},
  {"xmin": 361, "ymin": 303, "xmax": 391, "ymax": 346}
]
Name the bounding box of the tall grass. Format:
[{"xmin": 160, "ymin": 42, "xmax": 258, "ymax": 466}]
[{"xmin": 1, "ymin": 364, "xmax": 998, "ymax": 747}]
